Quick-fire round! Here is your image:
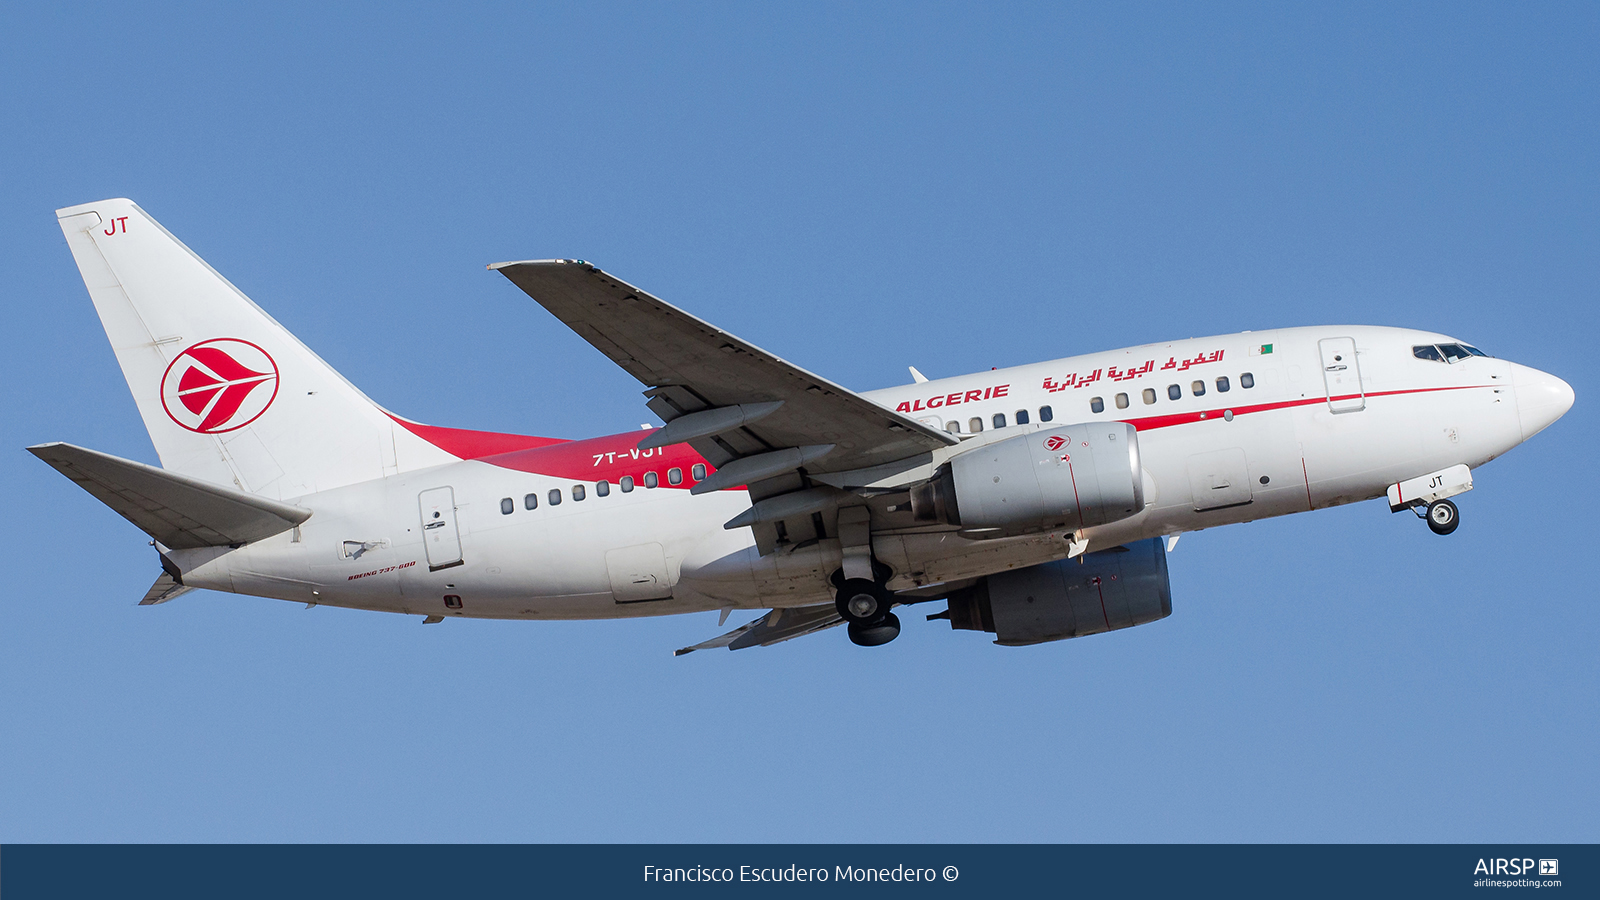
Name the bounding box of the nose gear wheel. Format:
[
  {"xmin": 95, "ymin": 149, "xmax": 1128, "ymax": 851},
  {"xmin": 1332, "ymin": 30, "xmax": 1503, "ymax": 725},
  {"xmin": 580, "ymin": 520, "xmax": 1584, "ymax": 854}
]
[{"xmin": 1426, "ymin": 498, "xmax": 1459, "ymax": 535}]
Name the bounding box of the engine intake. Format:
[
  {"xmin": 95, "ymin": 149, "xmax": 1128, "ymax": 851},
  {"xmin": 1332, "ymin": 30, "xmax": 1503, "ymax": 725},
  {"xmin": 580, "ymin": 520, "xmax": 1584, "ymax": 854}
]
[
  {"xmin": 941, "ymin": 538, "xmax": 1171, "ymax": 645},
  {"xmin": 910, "ymin": 423, "xmax": 1144, "ymax": 535}
]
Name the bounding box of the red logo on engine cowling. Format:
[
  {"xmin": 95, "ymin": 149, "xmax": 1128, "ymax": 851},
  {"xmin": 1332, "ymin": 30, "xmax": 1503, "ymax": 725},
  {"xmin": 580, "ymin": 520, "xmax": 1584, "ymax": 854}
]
[
  {"xmin": 160, "ymin": 339, "xmax": 279, "ymax": 434},
  {"xmin": 1044, "ymin": 435, "xmax": 1066, "ymax": 451}
]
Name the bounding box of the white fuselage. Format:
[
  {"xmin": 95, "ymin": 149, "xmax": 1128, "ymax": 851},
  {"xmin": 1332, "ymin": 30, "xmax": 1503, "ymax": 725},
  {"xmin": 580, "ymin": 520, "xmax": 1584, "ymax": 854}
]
[{"xmin": 168, "ymin": 325, "xmax": 1564, "ymax": 621}]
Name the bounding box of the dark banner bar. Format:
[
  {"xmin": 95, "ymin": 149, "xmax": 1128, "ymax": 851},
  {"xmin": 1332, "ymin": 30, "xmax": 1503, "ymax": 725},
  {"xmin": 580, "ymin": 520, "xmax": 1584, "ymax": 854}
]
[{"xmin": 2, "ymin": 844, "xmax": 1593, "ymax": 898}]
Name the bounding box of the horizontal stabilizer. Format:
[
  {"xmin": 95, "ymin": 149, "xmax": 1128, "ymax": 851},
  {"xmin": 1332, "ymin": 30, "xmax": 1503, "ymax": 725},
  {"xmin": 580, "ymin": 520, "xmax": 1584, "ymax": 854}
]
[
  {"xmin": 140, "ymin": 571, "xmax": 194, "ymax": 605},
  {"xmin": 674, "ymin": 603, "xmax": 844, "ymax": 656},
  {"xmin": 28, "ymin": 442, "xmax": 311, "ymax": 549}
]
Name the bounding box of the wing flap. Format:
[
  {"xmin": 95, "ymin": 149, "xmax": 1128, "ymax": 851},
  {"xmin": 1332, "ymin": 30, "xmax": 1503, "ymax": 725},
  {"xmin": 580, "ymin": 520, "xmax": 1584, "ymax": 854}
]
[{"xmin": 29, "ymin": 442, "xmax": 311, "ymax": 549}]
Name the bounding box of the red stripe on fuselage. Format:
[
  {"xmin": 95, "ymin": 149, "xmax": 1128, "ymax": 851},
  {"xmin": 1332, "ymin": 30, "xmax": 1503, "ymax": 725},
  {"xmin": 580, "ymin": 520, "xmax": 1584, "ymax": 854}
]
[
  {"xmin": 394, "ymin": 384, "xmax": 1489, "ymax": 486},
  {"xmin": 478, "ymin": 431, "xmax": 713, "ymax": 485},
  {"xmin": 391, "ymin": 412, "xmax": 714, "ymax": 486},
  {"xmin": 388, "ymin": 414, "xmax": 568, "ymax": 458},
  {"xmin": 1117, "ymin": 384, "xmax": 1489, "ymax": 432}
]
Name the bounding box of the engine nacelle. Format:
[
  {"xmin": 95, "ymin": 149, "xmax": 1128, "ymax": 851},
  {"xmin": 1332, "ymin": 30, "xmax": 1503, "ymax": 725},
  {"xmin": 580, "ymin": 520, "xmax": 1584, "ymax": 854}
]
[
  {"xmin": 910, "ymin": 423, "xmax": 1144, "ymax": 536},
  {"xmin": 941, "ymin": 538, "xmax": 1171, "ymax": 646}
]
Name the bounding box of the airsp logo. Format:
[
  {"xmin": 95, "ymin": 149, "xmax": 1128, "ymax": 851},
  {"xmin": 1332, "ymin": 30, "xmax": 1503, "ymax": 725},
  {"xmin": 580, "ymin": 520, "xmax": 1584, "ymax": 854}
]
[
  {"xmin": 160, "ymin": 339, "xmax": 279, "ymax": 434},
  {"xmin": 1473, "ymin": 858, "xmax": 1554, "ymax": 877},
  {"xmin": 1044, "ymin": 435, "xmax": 1067, "ymax": 451}
]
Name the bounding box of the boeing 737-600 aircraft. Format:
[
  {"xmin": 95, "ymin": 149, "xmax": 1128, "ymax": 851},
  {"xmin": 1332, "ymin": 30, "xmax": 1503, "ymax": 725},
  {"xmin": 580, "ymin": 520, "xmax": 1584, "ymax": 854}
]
[{"xmin": 32, "ymin": 199, "xmax": 1575, "ymax": 653}]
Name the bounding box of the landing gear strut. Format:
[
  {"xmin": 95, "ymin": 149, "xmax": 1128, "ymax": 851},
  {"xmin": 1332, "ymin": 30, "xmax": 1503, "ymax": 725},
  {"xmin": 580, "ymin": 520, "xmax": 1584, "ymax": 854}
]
[
  {"xmin": 835, "ymin": 577, "xmax": 901, "ymax": 647},
  {"xmin": 1425, "ymin": 498, "xmax": 1460, "ymax": 535}
]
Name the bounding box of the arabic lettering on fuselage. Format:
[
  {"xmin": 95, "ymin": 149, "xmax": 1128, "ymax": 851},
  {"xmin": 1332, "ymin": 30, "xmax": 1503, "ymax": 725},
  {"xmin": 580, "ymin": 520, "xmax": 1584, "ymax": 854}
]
[{"xmin": 1043, "ymin": 350, "xmax": 1225, "ymax": 393}]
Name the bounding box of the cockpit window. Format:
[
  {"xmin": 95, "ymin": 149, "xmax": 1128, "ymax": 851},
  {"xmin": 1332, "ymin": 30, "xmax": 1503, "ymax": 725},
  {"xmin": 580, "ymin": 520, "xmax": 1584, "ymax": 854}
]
[{"xmin": 1415, "ymin": 342, "xmax": 1487, "ymax": 363}]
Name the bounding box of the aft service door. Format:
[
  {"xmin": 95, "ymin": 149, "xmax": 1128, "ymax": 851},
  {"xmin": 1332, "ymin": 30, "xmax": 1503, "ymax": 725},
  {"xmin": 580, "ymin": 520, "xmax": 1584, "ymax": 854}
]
[
  {"xmin": 1318, "ymin": 337, "xmax": 1365, "ymax": 413},
  {"xmin": 418, "ymin": 487, "xmax": 464, "ymax": 570}
]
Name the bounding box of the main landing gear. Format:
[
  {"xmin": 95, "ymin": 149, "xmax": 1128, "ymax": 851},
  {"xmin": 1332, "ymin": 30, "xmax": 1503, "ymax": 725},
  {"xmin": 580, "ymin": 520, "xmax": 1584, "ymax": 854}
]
[
  {"xmin": 1423, "ymin": 498, "xmax": 1460, "ymax": 536},
  {"xmin": 835, "ymin": 578, "xmax": 901, "ymax": 647}
]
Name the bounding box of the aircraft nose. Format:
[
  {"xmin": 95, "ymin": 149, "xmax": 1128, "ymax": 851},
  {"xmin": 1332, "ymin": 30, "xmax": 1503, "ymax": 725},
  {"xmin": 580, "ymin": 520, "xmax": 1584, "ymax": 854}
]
[{"xmin": 1510, "ymin": 363, "xmax": 1575, "ymax": 440}]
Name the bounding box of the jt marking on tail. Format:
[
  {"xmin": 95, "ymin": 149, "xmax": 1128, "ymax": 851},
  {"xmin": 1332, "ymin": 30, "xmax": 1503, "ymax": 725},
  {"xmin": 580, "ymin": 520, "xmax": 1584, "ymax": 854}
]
[
  {"xmin": 159, "ymin": 339, "xmax": 279, "ymax": 434},
  {"xmin": 103, "ymin": 216, "xmax": 128, "ymax": 235}
]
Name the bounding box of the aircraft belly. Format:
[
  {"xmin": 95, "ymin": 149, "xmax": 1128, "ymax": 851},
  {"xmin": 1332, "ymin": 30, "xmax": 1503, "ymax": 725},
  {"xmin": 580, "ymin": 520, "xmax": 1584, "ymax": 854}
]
[{"xmin": 884, "ymin": 532, "xmax": 1075, "ymax": 590}]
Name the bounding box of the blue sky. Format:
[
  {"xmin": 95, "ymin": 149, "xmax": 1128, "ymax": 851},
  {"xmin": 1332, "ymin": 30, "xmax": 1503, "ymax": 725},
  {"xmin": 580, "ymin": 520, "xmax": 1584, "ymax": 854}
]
[{"xmin": 1, "ymin": 2, "xmax": 1594, "ymax": 842}]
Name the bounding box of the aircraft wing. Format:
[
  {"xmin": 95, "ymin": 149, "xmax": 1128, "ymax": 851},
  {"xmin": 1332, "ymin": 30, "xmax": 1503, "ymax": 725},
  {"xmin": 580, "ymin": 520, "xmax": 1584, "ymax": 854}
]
[
  {"xmin": 490, "ymin": 261, "xmax": 957, "ymax": 476},
  {"xmin": 140, "ymin": 571, "xmax": 194, "ymax": 605},
  {"xmin": 673, "ymin": 603, "xmax": 845, "ymax": 656}
]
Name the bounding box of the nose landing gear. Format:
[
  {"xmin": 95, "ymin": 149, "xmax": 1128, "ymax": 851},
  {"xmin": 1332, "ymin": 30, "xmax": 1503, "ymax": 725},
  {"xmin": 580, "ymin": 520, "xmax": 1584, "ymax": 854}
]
[
  {"xmin": 1424, "ymin": 498, "xmax": 1460, "ymax": 535},
  {"xmin": 835, "ymin": 577, "xmax": 902, "ymax": 646},
  {"xmin": 1388, "ymin": 466, "xmax": 1472, "ymax": 536}
]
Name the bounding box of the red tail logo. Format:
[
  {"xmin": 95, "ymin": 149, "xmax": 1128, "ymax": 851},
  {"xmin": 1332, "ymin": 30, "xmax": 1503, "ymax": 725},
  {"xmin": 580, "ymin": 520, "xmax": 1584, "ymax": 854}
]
[{"xmin": 160, "ymin": 339, "xmax": 279, "ymax": 434}]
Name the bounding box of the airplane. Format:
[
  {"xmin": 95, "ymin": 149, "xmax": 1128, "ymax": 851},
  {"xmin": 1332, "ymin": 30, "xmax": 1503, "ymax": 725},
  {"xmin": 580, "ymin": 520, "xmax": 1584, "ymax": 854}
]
[{"xmin": 31, "ymin": 198, "xmax": 1574, "ymax": 654}]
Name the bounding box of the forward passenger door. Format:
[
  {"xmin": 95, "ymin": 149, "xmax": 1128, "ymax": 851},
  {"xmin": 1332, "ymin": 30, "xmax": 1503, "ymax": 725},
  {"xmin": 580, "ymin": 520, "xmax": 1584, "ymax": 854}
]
[{"xmin": 1318, "ymin": 337, "xmax": 1365, "ymax": 413}]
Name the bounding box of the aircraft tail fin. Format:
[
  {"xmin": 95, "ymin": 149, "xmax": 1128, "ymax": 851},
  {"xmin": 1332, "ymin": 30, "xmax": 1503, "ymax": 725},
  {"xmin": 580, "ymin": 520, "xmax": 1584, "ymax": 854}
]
[{"xmin": 54, "ymin": 199, "xmax": 456, "ymax": 497}]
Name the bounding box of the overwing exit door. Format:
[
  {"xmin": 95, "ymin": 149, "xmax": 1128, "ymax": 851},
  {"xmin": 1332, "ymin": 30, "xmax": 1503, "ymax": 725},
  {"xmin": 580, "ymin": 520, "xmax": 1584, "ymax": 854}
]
[
  {"xmin": 1318, "ymin": 337, "xmax": 1365, "ymax": 413},
  {"xmin": 418, "ymin": 487, "xmax": 464, "ymax": 570}
]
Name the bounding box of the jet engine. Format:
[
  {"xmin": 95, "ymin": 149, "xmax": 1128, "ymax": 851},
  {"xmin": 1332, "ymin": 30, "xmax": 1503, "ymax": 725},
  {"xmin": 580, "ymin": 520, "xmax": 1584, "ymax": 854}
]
[
  {"xmin": 938, "ymin": 538, "xmax": 1171, "ymax": 645},
  {"xmin": 909, "ymin": 423, "xmax": 1144, "ymax": 536}
]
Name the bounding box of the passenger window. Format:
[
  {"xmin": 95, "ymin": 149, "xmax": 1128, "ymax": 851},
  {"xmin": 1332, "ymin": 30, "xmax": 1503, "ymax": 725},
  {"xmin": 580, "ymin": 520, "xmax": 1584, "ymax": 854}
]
[
  {"xmin": 1039, "ymin": 405, "xmax": 1053, "ymax": 422},
  {"xmin": 1142, "ymin": 388, "xmax": 1156, "ymax": 405},
  {"xmin": 1089, "ymin": 397, "xmax": 1105, "ymax": 414},
  {"xmin": 524, "ymin": 492, "xmax": 538, "ymax": 510},
  {"xmin": 969, "ymin": 417, "xmax": 983, "ymax": 433},
  {"xmin": 993, "ymin": 413, "xmax": 1007, "ymax": 429},
  {"xmin": 1015, "ymin": 409, "xmax": 1030, "ymax": 425},
  {"xmin": 548, "ymin": 488, "xmax": 562, "ymax": 506},
  {"xmin": 1216, "ymin": 376, "xmax": 1230, "ymax": 393},
  {"xmin": 644, "ymin": 471, "xmax": 659, "ymax": 489},
  {"xmin": 620, "ymin": 476, "xmax": 635, "ymax": 493},
  {"xmin": 1412, "ymin": 345, "xmax": 1443, "ymax": 362},
  {"xmin": 1191, "ymin": 380, "xmax": 1206, "ymax": 397},
  {"xmin": 1115, "ymin": 393, "xmax": 1129, "ymax": 409},
  {"xmin": 691, "ymin": 463, "xmax": 706, "ymax": 481},
  {"xmin": 1240, "ymin": 372, "xmax": 1255, "ymax": 389},
  {"xmin": 500, "ymin": 497, "xmax": 514, "ymax": 515},
  {"xmin": 596, "ymin": 480, "xmax": 610, "ymax": 497},
  {"xmin": 946, "ymin": 420, "xmax": 962, "ymax": 434},
  {"xmin": 668, "ymin": 467, "xmax": 683, "ymax": 485},
  {"xmin": 572, "ymin": 484, "xmax": 586, "ymax": 501},
  {"xmin": 1168, "ymin": 384, "xmax": 1182, "ymax": 400}
]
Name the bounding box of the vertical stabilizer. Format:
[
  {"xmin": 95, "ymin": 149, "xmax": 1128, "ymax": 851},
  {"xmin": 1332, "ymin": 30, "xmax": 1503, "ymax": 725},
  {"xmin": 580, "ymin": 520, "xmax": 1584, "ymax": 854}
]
[{"xmin": 55, "ymin": 199, "xmax": 457, "ymax": 498}]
